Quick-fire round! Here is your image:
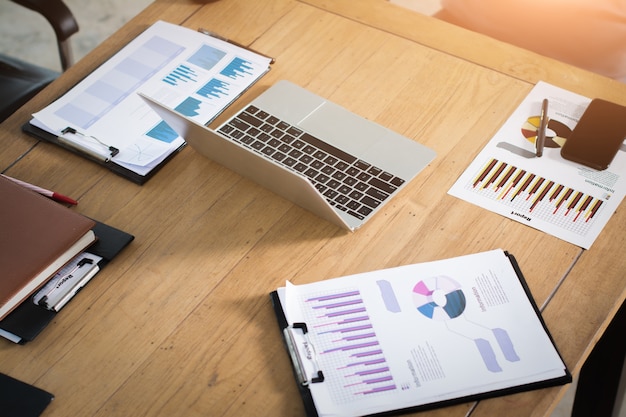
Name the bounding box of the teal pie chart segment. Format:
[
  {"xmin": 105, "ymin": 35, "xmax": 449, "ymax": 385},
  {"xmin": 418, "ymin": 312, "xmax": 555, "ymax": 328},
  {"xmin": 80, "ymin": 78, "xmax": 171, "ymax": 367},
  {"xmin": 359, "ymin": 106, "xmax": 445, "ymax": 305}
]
[{"xmin": 413, "ymin": 276, "xmax": 466, "ymax": 320}]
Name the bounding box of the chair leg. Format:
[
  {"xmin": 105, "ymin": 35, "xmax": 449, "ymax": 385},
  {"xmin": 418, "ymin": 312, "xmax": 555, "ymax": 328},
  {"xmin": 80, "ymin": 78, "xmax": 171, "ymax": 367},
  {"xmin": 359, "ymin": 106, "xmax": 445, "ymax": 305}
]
[{"xmin": 58, "ymin": 39, "xmax": 73, "ymax": 71}]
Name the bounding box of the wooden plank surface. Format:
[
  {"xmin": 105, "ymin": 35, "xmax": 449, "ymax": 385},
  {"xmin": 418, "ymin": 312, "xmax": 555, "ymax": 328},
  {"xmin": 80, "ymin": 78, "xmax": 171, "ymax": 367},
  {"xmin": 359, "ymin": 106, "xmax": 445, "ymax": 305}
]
[
  {"xmin": 0, "ymin": 1, "xmax": 624, "ymax": 417},
  {"xmin": 302, "ymin": 0, "xmax": 626, "ymax": 105}
]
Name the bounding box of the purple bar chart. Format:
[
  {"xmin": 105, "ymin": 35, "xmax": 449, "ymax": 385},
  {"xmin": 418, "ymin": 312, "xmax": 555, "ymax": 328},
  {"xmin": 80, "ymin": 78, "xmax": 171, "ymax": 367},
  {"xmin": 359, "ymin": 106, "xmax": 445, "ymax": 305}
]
[{"xmin": 302, "ymin": 289, "xmax": 397, "ymax": 402}]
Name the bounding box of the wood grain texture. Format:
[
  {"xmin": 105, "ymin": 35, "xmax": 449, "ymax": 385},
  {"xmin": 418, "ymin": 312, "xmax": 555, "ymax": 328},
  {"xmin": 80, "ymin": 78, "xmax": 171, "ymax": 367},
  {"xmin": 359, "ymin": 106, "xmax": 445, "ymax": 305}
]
[{"xmin": 0, "ymin": 1, "xmax": 623, "ymax": 416}]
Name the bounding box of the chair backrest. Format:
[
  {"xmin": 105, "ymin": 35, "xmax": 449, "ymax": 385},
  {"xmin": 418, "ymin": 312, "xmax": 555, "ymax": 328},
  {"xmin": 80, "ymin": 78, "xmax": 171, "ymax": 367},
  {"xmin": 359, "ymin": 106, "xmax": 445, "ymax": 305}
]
[
  {"xmin": 10, "ymin": 0, "xmax": 79, "ymax": 71},
  {"xmin": 0, "ymin": 0, "xmax": 79, "ymax": 122}
]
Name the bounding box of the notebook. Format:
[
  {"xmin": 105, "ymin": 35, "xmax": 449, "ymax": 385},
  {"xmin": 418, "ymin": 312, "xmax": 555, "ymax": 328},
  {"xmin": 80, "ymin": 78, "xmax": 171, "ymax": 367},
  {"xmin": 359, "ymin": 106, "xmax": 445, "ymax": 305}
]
[
  {"xmin": 0, "ymin": 175, "xmax": 96, "ymax": 321},
  {"xmin": 140, "ymin": 80, "xmax": 436, "ymax": 231},
  {"xmin": 0, "ymin": 221, "xmax": 134, "ymax": 344},
  {"xmin": 0, "ymin": 373, "xmax": 54, "ymax": 417}
]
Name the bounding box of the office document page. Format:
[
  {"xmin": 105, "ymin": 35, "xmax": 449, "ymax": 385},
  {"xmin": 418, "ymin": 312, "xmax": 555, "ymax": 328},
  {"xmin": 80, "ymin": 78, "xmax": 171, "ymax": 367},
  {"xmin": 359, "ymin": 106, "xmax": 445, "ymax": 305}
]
[
  {"xmin": 449, "ymin": 82, "xmax": 626, "ymax": 249},
  {"xmin": 279, "ymin": 249, "xmax": 567, "ymax": 417},
  {"xmin": 31, "ymin": 21, "xmax": 271, "ymax": 175}
]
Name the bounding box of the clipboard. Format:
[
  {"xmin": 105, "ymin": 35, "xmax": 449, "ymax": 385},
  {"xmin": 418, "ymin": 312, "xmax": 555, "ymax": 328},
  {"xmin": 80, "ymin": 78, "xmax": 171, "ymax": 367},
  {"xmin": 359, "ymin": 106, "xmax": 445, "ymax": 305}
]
[
  {"xmin": 21, "ymin": 122, "xmax": 184, "ymax": 185},
  {"xmin": 270, "ymin": 292, "xmax": 321, "ymax": 417},
  {"xmin": 269, "ymin": 251, "xmax": 572, "ymax": 417},
  {"xmin": 22, "ymin": 21, "xmax": 274, "ymax": 185},
  {"xmin": 0, "ymin": 220, "xmax": 134, "ymax": 344}
]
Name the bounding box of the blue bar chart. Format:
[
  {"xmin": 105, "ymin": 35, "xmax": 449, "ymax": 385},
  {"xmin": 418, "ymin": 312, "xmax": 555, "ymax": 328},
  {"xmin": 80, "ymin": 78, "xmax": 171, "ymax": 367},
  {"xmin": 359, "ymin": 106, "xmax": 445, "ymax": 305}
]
[
  {"xmin": 220, "ymin": 57, "xmax": 255, "ymax": 80},
  {"xmin": 175, "ymin": 97, "xmax": 203, "ymax": 117},
  {"xmin": 301, "ymin": 289, "xmax": 397, "ymax": 403},
  {"xmin": 163, "ymin": 64, "xmax": 198, "ymax": 86},
  {"xmin": 196, "ymin": 78, "xmax": 231, "ymax": 100},
  {"xmin": 145, "ymin": 120, "xmax": 178, "ymax": 143}
]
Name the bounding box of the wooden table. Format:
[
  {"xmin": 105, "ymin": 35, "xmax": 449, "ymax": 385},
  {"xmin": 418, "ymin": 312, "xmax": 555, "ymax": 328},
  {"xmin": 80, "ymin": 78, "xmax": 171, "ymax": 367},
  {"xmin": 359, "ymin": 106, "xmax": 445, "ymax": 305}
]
[{"xmin": 1, "ymin": 0, "xmax": 624, "ymax": 416}]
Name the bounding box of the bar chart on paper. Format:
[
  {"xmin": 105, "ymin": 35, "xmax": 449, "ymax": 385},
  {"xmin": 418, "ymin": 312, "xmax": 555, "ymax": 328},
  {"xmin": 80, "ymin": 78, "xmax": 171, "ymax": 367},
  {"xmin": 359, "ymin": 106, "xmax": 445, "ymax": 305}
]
[
  {"xmin": 54, "ymin": 35, "xmax": 184, "ymax": 130},
  {"xmin": 448, "ymin": 82, "xmax": 626, "ymax": 249},
  {"xmin": 221, "ymin": 57, "xmax": 256, "ymax": 80},
  {"xmin": 163, "ymin": 64, "xmax": 198, "ymax": 86},
  {"xmin": 465, "ymin": 158, "xmax": 607, "ymax": 235},
  {"xmin": 196, "ymin": 78, "xmax": 231, "ymax": 100},
  {"xmin": 301, "ymin": 289, "xmax": 398, "ymax": 404}
]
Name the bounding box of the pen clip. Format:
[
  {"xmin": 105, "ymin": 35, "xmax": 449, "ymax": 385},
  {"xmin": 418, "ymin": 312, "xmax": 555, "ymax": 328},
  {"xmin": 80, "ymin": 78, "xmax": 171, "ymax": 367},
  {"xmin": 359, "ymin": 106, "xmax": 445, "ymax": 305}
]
[{"xmin": 283, "ymin": 322, "xmax": 325, "ymax": 386}]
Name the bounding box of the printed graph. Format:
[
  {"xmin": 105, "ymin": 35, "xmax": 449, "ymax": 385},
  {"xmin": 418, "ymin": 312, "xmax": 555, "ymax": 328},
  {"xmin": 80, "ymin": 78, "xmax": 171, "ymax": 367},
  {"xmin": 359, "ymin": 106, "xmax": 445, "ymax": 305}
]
[
  {"xmin": 413, "ymin": 276, "xmax": 466, "ymax": 321},
  {"xmin": 187, "ymin": 44, "xmax": 226, "ymax": 70},
  {"xmin": 175, "ymin": 97, "xmax": 203, "ymax": 117},
  {"xmin": 411, "ymin": 275, "xmax": 520, "ymax": 373},
  {"xmin": 54, "ymin": 36, "xmax": 184, "ymax": 129},
  {"xmin": 301, "ymin": 289, "xmax": 397, "ymax": 403},
  {"xmin": 163, "ymin": 64, "xmax": 198, "ymax": 86},
  {"xmin": 220, "ymin": 57, "xmax": 255, "ymax": 80},
  {"xmin": 196, "ymin": 78, "xmax": 231, "ymax": 99},
  {"xmin": 466, "ymin": 158, "xmax": 605, "ymax": 235},
  {"xmin": 146, "ymin": 120, "xmax": 178, "ymax": 143}
]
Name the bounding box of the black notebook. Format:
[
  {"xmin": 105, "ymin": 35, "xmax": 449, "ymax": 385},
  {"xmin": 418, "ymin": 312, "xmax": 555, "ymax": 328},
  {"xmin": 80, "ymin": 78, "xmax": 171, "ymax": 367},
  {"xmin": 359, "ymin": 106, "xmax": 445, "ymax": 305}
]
[
  {"xmin": 270, "ymin": 249, "xmax": 571, "ymax": 417},
  {"xmin": 0, "ymin": 373, "xmax": 54, "ymax": 417},
  {"xmin": 0, "ymin": 221, "xmax": 134, "ymax": 344}
]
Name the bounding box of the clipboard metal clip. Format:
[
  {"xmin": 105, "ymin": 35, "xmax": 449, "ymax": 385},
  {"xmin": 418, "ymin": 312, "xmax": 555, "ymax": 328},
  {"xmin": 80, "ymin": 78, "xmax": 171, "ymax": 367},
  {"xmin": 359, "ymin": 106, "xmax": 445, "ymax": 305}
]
[
  {"xmin": 60, "ymin": 127, "xmax": 120, "ymax": 162},
  {"xmin": 283, "ymin": 322, "xmax": 324, "ymax": 386}
]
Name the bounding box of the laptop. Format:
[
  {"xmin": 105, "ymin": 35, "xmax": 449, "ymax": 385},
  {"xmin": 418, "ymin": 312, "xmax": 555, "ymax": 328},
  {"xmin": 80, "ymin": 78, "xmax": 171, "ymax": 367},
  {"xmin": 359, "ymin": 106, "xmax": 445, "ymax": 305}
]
[{"xmin": 139, "ymin": 80, "xmax": 435, "ymax": 231}]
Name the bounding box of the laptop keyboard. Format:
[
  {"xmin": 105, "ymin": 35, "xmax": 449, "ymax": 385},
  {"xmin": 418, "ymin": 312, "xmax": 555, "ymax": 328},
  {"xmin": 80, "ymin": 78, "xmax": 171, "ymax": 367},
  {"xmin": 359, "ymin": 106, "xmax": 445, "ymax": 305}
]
[{"xmin": 217, "ymin": 105, "xmax": 406, "ymax": 220}]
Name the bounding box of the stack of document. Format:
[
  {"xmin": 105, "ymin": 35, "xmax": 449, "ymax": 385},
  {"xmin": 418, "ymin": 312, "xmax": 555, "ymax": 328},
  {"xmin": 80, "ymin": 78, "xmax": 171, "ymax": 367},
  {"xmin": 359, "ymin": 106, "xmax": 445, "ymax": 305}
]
[
  {"xmin": 0, "ymin": 175, "xmax": 96, "ymax": 322},
  {"xmin": 0, "ymin": 176, "xmax": 134, "ymax": 343},
  {"xmin": 29, "ymin": 20, "xmax": 273, "ymax": 183}
]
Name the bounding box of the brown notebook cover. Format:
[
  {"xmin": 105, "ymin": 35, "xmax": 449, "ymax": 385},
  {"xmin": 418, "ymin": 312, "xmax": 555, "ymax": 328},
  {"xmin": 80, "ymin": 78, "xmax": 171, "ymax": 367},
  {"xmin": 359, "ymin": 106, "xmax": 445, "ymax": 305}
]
[{"xmin": 0, "ymin": 176, "xmax": 96, "ymax": 320}]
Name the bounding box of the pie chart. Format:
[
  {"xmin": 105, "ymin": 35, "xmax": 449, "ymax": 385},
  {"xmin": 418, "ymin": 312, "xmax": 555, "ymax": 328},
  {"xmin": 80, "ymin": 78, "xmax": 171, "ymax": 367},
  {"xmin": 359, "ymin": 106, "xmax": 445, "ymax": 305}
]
[
  {"xmin": 521, "ymin": 116, "xmax": 572, "ymax": 148},
  {"xmin": 413, "ymin": 276, "xmax": 466, "ymax": 320}
]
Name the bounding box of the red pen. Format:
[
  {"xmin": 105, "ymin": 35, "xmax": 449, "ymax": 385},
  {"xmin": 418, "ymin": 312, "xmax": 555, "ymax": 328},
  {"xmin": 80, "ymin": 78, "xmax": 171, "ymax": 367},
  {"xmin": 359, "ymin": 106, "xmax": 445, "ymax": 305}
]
[{"xmin": 1, "ymin": 174, "xmax": 78, "ymax": 205}]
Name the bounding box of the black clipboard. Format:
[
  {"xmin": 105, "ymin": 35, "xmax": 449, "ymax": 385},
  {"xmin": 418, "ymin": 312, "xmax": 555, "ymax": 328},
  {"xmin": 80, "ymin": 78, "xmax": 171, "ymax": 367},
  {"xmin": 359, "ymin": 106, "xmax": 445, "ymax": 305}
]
[
  {"xmin": 21, "ymin": 122, "xmax": 185, "ymax": 185},
  {"xmin": 269, "ymin": 251, "xmax": 572, "ymax": 417},
  {"xmin": 0, "ymin": 220, "xmax": 134, "ymax": 344},
  {"xmin": 21, "ymin": 23, "xmax": 274, "ymax": 185}
]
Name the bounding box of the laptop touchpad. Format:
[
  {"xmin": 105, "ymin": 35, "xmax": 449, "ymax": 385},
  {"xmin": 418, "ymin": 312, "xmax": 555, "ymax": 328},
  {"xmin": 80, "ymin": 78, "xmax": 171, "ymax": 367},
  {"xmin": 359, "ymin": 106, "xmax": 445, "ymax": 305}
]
[{"xmin": 298, "ymin": 102, "xmax": 383, "ymax": 157}]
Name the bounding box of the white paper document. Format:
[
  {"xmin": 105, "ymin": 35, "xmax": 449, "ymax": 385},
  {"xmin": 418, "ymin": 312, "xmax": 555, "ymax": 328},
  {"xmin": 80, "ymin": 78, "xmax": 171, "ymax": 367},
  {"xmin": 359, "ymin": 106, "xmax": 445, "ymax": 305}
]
[
  {"xmin": 448, "ymin": 81, "xmax": 626, "ymax": 249},
  {"xmin": 32, "ymin": 20, "xmax": 271, "ymax": 176},
  {"xmin": 278, "ymin": 249, "xmax": 568, "ymax": 417}
]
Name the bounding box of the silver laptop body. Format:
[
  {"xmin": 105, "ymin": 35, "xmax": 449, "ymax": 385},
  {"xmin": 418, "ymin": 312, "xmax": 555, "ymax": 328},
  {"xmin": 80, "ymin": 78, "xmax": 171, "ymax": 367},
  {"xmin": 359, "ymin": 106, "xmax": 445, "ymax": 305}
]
[{"xmin": 140, "ymin": 80, "xmax": 435, "ymax": 231}]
